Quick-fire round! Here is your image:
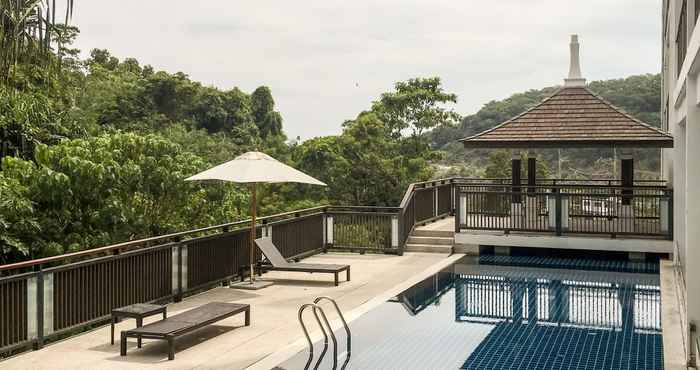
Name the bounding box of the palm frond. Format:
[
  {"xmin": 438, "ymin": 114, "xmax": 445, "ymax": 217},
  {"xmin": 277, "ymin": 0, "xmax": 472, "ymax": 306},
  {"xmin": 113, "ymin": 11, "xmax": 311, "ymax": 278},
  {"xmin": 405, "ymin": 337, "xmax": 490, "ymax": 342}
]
[{"xmin": 0, "ymin": 0, "xmax": 77, "ymax": 85}]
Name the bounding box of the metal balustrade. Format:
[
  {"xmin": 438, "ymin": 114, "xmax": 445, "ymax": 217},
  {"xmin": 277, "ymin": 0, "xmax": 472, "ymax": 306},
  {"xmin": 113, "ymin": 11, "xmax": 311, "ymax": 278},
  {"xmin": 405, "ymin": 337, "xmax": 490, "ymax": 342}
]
[
  {"xmin": 456, "ymin": 183, "xmax": 672, "ymax": 239},
  {"xmin": 0, "ymin": 177, "xmax": 671, "ymax": 354}
]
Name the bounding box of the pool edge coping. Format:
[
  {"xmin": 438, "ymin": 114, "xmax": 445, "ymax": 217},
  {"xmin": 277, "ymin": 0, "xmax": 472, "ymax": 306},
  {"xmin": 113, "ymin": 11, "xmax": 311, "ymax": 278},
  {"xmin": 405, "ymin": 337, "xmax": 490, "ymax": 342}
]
[{"xmin": 660, "ymin": 259, "xmax": 689, "ymax": 370}]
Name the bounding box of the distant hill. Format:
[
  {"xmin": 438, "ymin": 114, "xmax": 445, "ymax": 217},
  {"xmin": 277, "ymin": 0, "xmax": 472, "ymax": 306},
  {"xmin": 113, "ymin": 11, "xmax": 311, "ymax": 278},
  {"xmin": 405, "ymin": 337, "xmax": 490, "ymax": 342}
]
[{"xmin": 428, "ymin": 74, "xmax": 662, "ymax": 179}]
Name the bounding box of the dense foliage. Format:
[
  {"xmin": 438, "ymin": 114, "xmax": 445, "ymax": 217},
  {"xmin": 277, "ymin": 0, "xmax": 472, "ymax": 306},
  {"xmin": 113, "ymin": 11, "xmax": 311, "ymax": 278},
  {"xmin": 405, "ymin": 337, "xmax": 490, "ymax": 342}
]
[
  {"xmin": 0, "ymin": 0, "xmax": 75, "ymax": 84},
  {"xmin": 0, "ymin": 21, "xmax": 456, "ymax": 262},
  {"xmin": 294, "ymin": 77, "xmax": 458, "ymax": 206},
  {"xmin": 0, "ymin": 13, "xmax": 663, "ymax": 264}
]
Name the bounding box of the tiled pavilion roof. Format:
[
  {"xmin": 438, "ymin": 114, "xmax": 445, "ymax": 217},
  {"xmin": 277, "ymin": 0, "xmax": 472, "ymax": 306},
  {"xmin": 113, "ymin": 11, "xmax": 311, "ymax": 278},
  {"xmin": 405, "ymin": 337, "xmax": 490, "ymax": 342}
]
[{"xmin": 459, "ymin": 87, "xmax": 673, "ymax": 149}]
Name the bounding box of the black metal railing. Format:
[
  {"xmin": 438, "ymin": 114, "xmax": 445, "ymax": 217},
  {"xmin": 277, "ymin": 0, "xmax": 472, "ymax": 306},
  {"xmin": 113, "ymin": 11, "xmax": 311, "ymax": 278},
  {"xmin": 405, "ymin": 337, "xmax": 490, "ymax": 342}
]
[
  {"xmin": 0, "ymin": 206, "xmax": 330, "ymax": 354},
  {"xmin": 325, "ymin": 206, "xmax": 398, "ymax": 253},
  {"xmin": 0, "ymin": 176, "xmax": 672, "ymax": 354},
  {"xmin": 456, "ymin": 183, "xmax": 672, "ymax": 239},
  {"xmin": 397, "ymin": 178, "xmax": 459, "ymax": 252}
]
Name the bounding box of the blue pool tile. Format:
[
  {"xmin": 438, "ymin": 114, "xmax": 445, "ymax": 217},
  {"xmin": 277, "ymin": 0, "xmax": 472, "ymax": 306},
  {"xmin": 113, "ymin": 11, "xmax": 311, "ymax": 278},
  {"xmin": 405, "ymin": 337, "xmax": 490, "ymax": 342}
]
[{"xmin": 275, "ymin": 256, "xmax": 663, "ymax": 370}]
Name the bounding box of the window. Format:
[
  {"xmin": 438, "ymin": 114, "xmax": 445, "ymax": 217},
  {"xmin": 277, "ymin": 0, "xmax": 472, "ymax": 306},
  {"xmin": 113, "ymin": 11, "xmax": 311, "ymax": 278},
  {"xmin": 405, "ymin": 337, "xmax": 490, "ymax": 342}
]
[{"xmin": 678, "ymin": 1, "xmax": 688, "ymax": 77}]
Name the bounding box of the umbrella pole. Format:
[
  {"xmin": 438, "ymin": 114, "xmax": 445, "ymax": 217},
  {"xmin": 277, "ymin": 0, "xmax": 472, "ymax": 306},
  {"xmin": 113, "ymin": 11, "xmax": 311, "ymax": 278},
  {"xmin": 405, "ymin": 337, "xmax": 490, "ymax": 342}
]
[{"xmin": 249, "ymin": 183, "xmax": 257, "ymax": 284}]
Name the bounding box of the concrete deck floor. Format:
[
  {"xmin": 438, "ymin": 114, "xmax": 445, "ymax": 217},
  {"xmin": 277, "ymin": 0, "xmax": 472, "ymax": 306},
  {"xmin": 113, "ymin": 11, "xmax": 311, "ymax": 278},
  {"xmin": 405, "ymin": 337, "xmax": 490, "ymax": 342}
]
[
  {"xmin": 2, "ymin": 252, "xmax": 454, "ymax": 370},
  {"xmin": 415, "ymin": 216, "xmax": 455, "ymax": 232}
]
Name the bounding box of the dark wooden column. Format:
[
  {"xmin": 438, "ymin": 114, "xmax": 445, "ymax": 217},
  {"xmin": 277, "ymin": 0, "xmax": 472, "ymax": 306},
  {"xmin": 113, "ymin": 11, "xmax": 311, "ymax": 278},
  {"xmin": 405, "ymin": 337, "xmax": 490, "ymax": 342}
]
[
  {"xmin": 527, "ymin": 157, "xmax": 536, "ymax": 194},
  {"xmin": 512, "ymin": 157, "xmax": 522, "ymax": 203},
  {"xmin": 621, "ymin": 158, "xmax": 634, "ymax": 205}
]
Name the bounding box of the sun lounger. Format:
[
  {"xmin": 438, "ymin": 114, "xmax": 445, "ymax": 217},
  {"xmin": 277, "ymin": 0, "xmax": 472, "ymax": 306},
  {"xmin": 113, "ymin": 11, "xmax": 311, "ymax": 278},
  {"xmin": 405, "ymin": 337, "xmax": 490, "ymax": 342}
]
[
  {"xmin": 253, "ymin": 237, "xmax": 350, "ymax": 286},
  {"xmin": 120, "ymin": 302, "xmax": 250, "ymax": 360}
]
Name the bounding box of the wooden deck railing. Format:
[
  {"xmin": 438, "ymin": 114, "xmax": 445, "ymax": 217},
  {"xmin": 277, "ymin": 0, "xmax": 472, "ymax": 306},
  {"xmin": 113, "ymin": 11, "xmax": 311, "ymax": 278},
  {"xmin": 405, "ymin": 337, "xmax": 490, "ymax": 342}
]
[
  {"xmin": 0, "ymin": 203, "xmax": 416, "ymax": 354},
  {"xmin": 0, "ymin": 177, "xmax": 671, "ymax": 354}
]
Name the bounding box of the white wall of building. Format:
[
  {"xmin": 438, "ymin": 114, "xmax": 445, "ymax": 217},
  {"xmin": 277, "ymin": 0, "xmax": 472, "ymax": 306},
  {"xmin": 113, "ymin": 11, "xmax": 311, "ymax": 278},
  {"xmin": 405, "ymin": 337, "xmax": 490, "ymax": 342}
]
[{"xmin": 663, "ymin": 0, "xmax": 700, "ymax": 364}]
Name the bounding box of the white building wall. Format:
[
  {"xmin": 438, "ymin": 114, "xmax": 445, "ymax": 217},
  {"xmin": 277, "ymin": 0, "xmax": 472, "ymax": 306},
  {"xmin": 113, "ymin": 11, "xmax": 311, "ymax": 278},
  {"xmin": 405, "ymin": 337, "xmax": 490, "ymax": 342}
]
[{"xmin": 663, "ymin": 0, "xmax": 700, "ymax": 364}]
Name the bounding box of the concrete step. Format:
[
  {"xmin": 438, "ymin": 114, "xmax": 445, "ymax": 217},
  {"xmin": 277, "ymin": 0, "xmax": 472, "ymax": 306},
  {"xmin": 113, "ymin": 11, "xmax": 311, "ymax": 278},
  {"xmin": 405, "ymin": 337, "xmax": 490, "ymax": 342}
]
[
  {"xmin": 407, "ymin": 236, "xmax": 454, "ymax": 245},
  {"xmin": 405, "ymin": 244, "xmax": 453, "ymax": 254},
  {"xmin": 453, "ymin": 244, "xmax": 479, "ymax": 255},
  {"xmin": 411, "ymin": 229, "xmax": 454, "ymax": 238}
]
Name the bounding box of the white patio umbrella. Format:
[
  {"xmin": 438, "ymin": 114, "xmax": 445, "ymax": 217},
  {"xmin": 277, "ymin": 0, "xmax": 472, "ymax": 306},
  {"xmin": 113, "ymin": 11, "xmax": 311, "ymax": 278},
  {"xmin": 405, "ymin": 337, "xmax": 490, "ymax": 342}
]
[{"xmin": 185, "ymin": 151, "xmax": 326, "ymax": 284}]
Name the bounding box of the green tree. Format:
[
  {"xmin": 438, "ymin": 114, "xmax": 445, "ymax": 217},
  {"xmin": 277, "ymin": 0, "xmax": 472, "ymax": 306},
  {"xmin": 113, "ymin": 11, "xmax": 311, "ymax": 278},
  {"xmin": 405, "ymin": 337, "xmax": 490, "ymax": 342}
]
[
  {"xmin": 1, "ymin": 132, "xmax": 246, "ymax": 257},
  {"xmin": 0, "ymin": 0, "xmax": 76, "ymax": 84},
  {"xmin": 0, "ymin": 87, "xmax": 82, "ymax": 159},
  {"xmin": 373, "ymin": 77, "xmax": 460, "ymax": 138},
  {"xmin": 0, "ymin": 173, "xmax": 39, "ymax": 263},
  {"xmin": 251, "ymin": 86, "xmax": 274, "ymax": 122},
  {"xmin": 296, "ymin": 112, "xmax": 433, "ymax": 206},
  {"xmin": 251, "ymin": 86, "xmax": 283, "ymax": 138}
]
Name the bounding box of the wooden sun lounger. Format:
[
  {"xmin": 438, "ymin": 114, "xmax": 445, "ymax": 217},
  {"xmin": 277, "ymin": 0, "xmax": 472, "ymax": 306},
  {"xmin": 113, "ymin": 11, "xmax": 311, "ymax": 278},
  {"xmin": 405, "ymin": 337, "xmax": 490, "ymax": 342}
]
[
  {"xmin": 253, "ymin": 237, "xmax": 350, "ymax": 286},
  {"xmin": 120, "ymin": 302, "xmax": 250, "ymax": 360}
]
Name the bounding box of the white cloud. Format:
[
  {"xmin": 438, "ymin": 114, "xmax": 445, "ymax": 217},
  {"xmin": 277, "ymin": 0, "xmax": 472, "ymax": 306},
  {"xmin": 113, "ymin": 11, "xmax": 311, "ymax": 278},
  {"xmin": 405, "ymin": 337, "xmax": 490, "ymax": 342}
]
[{"xmin": 72, "ymin": 0, "xmax": 661, "ymax": 140}]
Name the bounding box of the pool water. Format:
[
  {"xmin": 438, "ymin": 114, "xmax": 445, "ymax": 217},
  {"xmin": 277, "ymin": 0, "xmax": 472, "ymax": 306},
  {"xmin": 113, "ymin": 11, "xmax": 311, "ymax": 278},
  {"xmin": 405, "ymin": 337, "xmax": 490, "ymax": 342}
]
[{"xmin": 274, "ymin": 255, "xmax": 663, "ymax": 370}]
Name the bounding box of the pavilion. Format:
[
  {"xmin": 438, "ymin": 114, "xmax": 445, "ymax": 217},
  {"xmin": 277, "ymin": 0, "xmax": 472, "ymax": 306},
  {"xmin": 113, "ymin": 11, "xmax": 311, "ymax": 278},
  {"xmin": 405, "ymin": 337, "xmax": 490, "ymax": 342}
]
[
  {"xmin": 460, "ymin": 35, "xmax": 673, "ymax": 189},
  {"xmin": 454, "ymin": 35, "xmax": 674, "ymax": 254}
]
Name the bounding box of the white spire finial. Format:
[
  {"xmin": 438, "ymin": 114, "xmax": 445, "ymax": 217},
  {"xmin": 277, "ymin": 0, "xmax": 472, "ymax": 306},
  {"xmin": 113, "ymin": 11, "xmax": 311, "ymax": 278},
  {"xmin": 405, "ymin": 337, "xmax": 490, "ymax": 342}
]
[{"xmin": 564, "ymin": 34, "xmax": 586, "ymax": 87}]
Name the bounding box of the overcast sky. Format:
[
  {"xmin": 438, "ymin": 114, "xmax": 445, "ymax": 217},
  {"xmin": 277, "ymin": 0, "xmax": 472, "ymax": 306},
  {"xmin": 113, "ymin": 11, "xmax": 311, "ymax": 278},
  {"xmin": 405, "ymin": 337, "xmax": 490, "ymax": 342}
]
[{"xmin": 71, "ymin": 1, "xmax": 661, "ymax": 141}]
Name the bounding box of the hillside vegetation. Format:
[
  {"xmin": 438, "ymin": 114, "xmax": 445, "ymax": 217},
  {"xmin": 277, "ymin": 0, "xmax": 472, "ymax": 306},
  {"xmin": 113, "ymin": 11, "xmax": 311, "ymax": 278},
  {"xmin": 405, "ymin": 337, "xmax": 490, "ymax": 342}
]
[
  {"xmin": 0, "ymin": 6, "xmax": 457, "ymax": 263},
  {"xmin": 0, "ymin": 2, "xmax": 663, "ymax": 264}
]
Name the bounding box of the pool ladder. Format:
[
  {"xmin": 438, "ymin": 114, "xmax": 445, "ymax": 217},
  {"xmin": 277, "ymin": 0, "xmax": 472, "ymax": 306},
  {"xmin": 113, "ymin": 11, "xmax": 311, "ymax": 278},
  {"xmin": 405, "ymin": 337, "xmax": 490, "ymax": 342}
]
[{"xmin": 298, "ymin": 296, "xmax": 352, "ymax": 370}]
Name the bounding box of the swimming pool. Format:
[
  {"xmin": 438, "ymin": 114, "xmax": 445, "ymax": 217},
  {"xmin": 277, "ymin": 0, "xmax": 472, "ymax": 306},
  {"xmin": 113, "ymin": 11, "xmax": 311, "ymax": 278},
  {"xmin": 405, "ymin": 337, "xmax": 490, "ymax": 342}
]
[{"xmin": 274, "ymin": 255, "xmax": 663, "ymax": 370}]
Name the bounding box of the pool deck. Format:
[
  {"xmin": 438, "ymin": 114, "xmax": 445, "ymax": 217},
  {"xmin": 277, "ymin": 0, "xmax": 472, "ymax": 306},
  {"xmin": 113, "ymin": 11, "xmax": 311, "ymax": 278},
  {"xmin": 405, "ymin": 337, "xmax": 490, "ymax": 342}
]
[
  {"xmin": 0, "ymin": 252, "xmax": 457, "ymax": 370},
  {"xmin": 660, "ymin": 259, "xmax": 690, "ymax": 370},
  {"xmin": 415, "ymin": 217, "xmax": 454, "ymax": 232}
]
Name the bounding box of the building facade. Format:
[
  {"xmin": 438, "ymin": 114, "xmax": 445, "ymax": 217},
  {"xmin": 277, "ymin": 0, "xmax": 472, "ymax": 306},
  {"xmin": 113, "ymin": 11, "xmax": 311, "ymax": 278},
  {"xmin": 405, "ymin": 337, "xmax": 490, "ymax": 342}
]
[{"xmin": 662, "ymin": 0, "xmax": 700, "ymax": 365}]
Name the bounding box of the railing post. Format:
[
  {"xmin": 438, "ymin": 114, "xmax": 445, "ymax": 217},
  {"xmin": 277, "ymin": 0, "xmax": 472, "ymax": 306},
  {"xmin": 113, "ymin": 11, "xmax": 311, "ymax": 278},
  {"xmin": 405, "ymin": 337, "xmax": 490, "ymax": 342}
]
[
  {"xmin": 322, "ymin": 210, "xmax": 328, "ymax": 251},
  {"xmin": 668, "ymin": 189, "xmax": 674, "ymax": 241},
  {"xmin": 451, "ymin": 180, "xmax": 456, "ymax": 215},
  {"xmin": 181, "ymin": 242, "xmax": 188, "ymax": 294},
  {"xmin": 262, "ymin": 219, "xmax": 272, "ymax": 239},
  {"xmin": 412, "ymin": 192, "xmax": 416, "ymax": 225},
  {"xmin": 27, "ymin": 265, "xmax": 53, "ymax": 349},
  {"xmin": 31, "ymin": 267, "xmax": 43, "ymax": 350},
  {"xmin": 391, "ymin": 215, "xmax": 402, "ymax": 255},
  {"xmin": 27, "ymin": 273, "xmax": 38, "ymax": 348},
  {"xmin": 455, "ymin": 189, "xmax": 461, "ymax": 233},
  {"xmin": 172, "ymin": 242, "xmax": 185, "ymax": 302},
  {"xmin": 28, "ymin": 266, "xmax": 53, "ymax": 350},
  {"xmin": 548, "ymin": 189, "xmax": 557, "ymax": 231},
  {"xmin": 456, "ymin": 190, "xmax": 466, "ymax": 233},
  {"xmin": 434, "ymin": 184, "xmax": 438, "ymax": 218},
  {"xmin": 36, "ymin": 267, "xmax": 44, "ymax": 350},
  {"xmin": 42, "ymin": 271, "xmax": 53, "ymax": 345},
  {"xmin": 325, "ymin": 213, "xmax": 334, "ymax": 248},
  {"xmin": 555, "ymin": 188, "xmax": 562, "ymax": 236}
]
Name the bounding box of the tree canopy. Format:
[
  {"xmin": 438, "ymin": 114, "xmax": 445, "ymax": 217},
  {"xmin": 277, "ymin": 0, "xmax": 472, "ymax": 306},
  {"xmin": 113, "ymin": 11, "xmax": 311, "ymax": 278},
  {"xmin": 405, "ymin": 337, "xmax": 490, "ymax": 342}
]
[
  {"xmin": 0, "ymin": 22, "xmax": 455, "ymax": 263},
  {"xmin": 0, "ymin": 12, "xmax": 664, "ymax": 265}
]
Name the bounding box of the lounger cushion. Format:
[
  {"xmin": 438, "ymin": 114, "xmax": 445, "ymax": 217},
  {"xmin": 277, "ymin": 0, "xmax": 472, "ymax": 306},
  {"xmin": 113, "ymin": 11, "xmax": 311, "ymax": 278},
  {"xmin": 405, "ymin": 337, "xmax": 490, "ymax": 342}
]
[
  {"xmin": 255, "ymin": 237, "xmax": 291, "ymax": 267},
  {"xmin": 265, "ymin": 263, "xmax": 348, "ymax": 272}
]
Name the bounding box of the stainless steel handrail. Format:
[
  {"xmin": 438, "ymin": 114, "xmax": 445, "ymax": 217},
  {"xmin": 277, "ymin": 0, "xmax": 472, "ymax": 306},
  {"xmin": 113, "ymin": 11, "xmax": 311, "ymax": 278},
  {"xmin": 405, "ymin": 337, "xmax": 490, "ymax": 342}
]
[
  {"xmin": 314, "ymin": 296, "xmax": 351, "ymax": 362},
  {"xmin": 298, "ymin": 303, "xmax": 338, "ymax": 370},
  {"xmin": 298, "ymin": 304, "xmax": 326, "ymax": 370}
]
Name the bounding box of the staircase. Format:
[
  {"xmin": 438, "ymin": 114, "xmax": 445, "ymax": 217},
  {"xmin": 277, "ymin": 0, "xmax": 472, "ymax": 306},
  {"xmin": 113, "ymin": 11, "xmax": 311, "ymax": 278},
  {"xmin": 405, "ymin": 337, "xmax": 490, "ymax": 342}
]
[{"xmin": 404, "ymin": 229, "xmax": 454, "ymax": 254}]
